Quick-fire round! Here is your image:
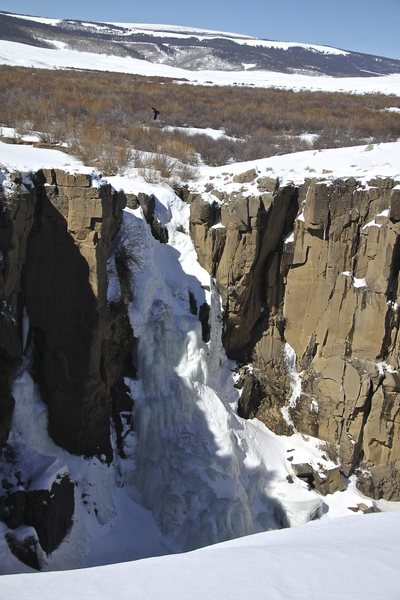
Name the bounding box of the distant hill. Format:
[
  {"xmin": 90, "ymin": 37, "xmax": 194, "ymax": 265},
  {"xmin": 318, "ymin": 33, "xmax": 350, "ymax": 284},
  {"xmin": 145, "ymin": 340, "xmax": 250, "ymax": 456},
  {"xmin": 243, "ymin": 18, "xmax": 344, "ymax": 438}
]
[{"xmin": 1, "ymin": 10, "xmax": 400, "ymax": 78}]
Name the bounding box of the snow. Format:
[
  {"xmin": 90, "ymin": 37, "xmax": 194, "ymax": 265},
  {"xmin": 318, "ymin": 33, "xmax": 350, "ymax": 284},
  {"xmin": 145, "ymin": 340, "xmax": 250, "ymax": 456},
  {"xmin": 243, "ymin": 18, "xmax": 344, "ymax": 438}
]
[
  {"xmin": 280, "ymin": 343, "xmax": 302, "ymax": 426},
  {"xmin": 4, "ymin": 367, "xmax": 170, "ymax": 572},
  {"xmin": 102, "ymin": 22, "xmax": 254, "ymax": 39},
  {"xmin": 1, "ymin": 39, "xmax": 400, "ymax": 96},
  {"xmin": 377, "ymin": 208, "xmax": 390, "ymax": 217},
  {"xmin": 362, "ymin": 218, "xmax": 382, "ymax": 229},
  {"xmin": 195, "ymin": 141, "xmax": 400, "ymax": 190},
  {"xmin": 2, "ymin": 13, "xmax": 61, "ymax": 26},
  {"xmin": 341, "ymin": 272, "xmax": 368, "ymax": 289},
  {"xmin": 353, "ymin": 277, "xmax": 368, "ymax": 288},
  {"xmin": 228, "ymin": 36, "xmax": 349, "ymax": 55},
  {"xmin": 1, "ymin": 513, "xmax": 399, "ymax": 600},
  {"xmin": 163, "ymin": 125, "xmax": 241, "ymax": 141},
  {"xmin": 297, "ymin": 132, "xmax": 320, "ymax": 144},
  {"xmin": 382, "ymin": 106, "xmax": 400, "ymax": 113},
  {"xmin": 284, "ymin": 231, "xmax": 295, "ymax": 243},
  {"xmin": 0, "ymin": 141, "xmax": 88, "ymax": 172},
  {"xmin": 210, "ymin": 222, "xmax": 225, "ymax": 229},
  {"xmin": 0, "ymin": 126, "xmax": 41, "ymax": 143}
]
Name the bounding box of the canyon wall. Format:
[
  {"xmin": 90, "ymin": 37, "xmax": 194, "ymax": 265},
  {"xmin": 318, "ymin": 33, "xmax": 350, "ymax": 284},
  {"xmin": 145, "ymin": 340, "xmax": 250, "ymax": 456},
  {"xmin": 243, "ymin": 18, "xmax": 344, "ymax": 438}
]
[
  {"xmin": 1, "ymin": 164, "xmax": 400, "ymax": 569},
  {"xmin": 189, "ymin": 175, "xmax": 400, "ymax": 500},
  {"xmin": 0, "ymin": 169, "xmax": 134, "ymax": 565}
]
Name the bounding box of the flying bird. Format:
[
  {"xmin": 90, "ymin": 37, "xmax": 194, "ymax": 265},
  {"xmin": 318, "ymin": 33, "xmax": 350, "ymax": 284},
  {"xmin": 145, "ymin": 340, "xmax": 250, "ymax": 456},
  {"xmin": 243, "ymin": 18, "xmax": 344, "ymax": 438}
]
[{"xmin": 152, "ymin": 107, "xmax": 160, "ymax": 121}]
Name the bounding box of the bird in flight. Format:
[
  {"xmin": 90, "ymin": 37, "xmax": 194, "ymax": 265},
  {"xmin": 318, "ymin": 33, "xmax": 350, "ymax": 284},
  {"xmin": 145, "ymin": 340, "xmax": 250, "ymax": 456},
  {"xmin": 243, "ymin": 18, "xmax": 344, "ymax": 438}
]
[{"xmin": 152, "ymin": 107, "xmax": 160, "ymax": 121}]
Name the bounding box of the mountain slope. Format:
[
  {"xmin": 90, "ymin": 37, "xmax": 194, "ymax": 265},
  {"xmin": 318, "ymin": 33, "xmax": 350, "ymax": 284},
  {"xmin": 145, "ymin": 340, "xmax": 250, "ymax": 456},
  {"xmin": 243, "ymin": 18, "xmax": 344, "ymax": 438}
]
[{"xmin": 1, "ymin": 11, "xmax": 400, "ymax": 77}]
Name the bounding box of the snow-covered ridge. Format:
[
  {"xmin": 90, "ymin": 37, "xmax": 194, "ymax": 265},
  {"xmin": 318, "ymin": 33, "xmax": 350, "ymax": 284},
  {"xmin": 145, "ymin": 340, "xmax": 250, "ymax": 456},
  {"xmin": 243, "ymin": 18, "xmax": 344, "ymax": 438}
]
[
  {"xmin": 103, "ymin": 22, "xmax": 254, "ymax": 39},
  {"xmin": 224, "ymin": 36, "xmax": 348, "ymax": 55},
  {"xmin": 1, "ymin": 12, "xmax": 348, "ymax": 54},
  {"xmin": 2, "ymin": 12, "xmax": 61, "ymax": 26},
  {"xmin": 102, "ymin": 22, "xmax": 348, "ymax": 55}
]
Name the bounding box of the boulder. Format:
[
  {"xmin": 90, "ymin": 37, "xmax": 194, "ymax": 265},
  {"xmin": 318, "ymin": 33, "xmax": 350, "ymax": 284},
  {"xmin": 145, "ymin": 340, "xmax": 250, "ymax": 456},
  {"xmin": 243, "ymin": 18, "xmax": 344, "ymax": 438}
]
[
  {"xmin": 233, "ymin": 168, "xmax": 257, "ymax": 184},
  {"xmin": 292, "ymin": 463, "xmax": 345, "ymax": 495},
  {"xmin": 6, "ymin": 527, "xmax": 44, "ymax": 571}
]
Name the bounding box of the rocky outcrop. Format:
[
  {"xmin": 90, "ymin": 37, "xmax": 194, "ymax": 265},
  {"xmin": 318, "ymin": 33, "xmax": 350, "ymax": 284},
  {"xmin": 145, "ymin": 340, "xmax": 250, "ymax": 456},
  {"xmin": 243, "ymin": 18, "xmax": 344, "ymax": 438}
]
[
  {"xmin": 126, "ymin": 191, "xmax": 168, "ymax": 243},
  {"xmin": 190, "ymin": 185, "xmax": 299, "ymax": 359},
  {"xmin": 1, "ymin": 474, "xmax": 74, "ymax": 557},
  {"xmin": 189, "ymin": 177, "xmax": 400, "ymax": 500},
  {"xmin": 0, "ymin": 441, "xmax": 75, "ymax": 570},
  {"xmin": 292, "ymin": 463, "xmax": 345, "ymax": 495}
]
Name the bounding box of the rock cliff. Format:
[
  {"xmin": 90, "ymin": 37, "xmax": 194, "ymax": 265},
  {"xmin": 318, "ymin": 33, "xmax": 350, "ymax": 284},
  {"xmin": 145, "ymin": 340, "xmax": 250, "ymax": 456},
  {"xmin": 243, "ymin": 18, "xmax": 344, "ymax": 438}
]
[
  {"xmin": 189, "ymin": 176, "xmax": 400, "ymax": 500},
  {"xmin": 0, "ymin": 168, "xmax": 133, "ymax": 565}
]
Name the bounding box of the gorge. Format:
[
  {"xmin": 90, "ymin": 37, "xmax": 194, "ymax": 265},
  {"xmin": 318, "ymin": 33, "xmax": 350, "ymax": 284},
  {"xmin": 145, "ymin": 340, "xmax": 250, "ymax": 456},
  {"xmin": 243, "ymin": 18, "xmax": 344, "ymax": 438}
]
[{"xmin": 0, "ymin": 143, "xmax": 399, "ymax": 572}]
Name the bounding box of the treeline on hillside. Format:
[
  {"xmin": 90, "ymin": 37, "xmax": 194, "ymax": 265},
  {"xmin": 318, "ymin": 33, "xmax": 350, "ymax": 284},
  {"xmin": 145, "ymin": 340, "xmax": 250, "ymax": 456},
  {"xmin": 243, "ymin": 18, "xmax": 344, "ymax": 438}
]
[{"xmin": 1, "ymin": 65, "xmax": 400, "ymax": 174}]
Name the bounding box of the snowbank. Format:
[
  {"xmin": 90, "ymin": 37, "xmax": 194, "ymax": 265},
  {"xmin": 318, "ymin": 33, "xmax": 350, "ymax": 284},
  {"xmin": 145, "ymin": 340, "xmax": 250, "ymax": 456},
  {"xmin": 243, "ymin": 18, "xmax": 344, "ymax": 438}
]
[{"xmin": 1, "ymin": 513, "xmax": 399, "ymax": 600}]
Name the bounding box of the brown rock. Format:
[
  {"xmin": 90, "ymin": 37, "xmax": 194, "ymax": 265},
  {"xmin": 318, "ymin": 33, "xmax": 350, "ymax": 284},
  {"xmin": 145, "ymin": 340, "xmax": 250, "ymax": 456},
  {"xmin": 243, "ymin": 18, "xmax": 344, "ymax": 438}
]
[
  {"xmin": 257, "ymin": 177, "xmax": 278, "ymax": 192},
  {"xmin": 233, "ymin": 168, "xmax": 257, "ymax": 184},
  {"xmin": 389, "ymin": 187, "xmax": 400, "ymax": 222},
  {"xmin": 313, "ymin": 467, "xmax": 345, "ymax": 495}
]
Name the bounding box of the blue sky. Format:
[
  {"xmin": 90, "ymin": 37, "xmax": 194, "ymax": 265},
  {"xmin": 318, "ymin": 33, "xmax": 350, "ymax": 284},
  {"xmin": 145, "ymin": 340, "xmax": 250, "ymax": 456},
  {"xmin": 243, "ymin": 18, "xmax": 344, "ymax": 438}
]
[{"xmin": 1, "ymin": 0, "xmax": 400, "ymax": 59}]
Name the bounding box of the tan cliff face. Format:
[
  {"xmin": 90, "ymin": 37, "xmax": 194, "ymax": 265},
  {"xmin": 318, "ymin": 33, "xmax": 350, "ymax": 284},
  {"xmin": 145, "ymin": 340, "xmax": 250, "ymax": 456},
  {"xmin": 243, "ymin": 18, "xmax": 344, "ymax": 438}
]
[
  {"xmin": 0, "ymin": 169, "xmax": 134, "ymax": 459},
  {"xmin": 189, "ymin": 176, "xmax": 400, "ymax": 500}
]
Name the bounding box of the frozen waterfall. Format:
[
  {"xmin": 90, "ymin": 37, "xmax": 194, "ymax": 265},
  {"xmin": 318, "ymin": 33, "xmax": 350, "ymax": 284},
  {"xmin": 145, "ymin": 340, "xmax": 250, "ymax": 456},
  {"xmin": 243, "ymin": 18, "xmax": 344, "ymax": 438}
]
[{"xmin": 123, "ymin": 197, "xmax": 291, "ymax": 551}]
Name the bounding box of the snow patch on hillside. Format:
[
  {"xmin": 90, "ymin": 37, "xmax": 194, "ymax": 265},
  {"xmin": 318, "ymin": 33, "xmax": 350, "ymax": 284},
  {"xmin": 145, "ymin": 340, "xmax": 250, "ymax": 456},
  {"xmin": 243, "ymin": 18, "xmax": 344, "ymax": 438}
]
[{"xmin": 1, "ymin": 39, "xmax": 400, "ymax": 95}]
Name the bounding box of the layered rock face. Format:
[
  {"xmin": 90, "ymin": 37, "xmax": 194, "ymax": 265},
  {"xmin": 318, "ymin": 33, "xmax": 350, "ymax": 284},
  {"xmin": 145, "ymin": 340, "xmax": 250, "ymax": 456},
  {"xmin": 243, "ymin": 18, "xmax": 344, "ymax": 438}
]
[
  {"xmin": 0, "ymin": 169, "xmax": 133, "ymax": 566},
  {"xmin": 190, "ymin": 177, "xmax": 400, "ymax": 500},
  {"xmin": 22, "ymin": 169, "xmax": 132, "ymax": 459}
]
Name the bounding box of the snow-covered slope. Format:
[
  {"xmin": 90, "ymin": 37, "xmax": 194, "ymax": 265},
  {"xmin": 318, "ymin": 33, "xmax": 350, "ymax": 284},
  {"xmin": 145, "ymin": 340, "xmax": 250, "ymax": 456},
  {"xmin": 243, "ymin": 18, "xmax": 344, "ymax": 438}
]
[
  {"xmin": 2, "ymin": 11, "xmax": 400, "ymax": 95},
  {"xmin": 1, "ymin": 38, "xmax": 400, "ymax": 96},
  {"xmin": 2, "ymin": 139, "xmax": 399, "ymax": 187},
  {"xmin": 195, "ymin": 140, "xmax": 400, "ymax": 189},
  {"xmin": 1, "ymin": 513, "xmax": 399, "ymax": 600}
]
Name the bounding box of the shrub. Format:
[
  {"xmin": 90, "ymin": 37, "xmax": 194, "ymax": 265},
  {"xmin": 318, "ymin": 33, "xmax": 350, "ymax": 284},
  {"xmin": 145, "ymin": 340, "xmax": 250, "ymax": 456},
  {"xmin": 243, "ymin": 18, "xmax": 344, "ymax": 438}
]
[{"xmin": 0, "ymin": 64, "xmax": 399, "ymax": 168}]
